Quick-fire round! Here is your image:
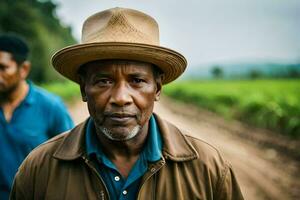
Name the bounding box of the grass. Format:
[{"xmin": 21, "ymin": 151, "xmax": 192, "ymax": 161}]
[
  {"xmin": 163, "ymin": 79, "xmax": 300, "ymax": 138},
  {"xmin": 40, "ymin": 81, "xmax": 81, "ymax": 102}
]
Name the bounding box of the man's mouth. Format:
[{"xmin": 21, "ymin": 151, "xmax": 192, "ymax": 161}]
[{"xmin": 105, "ymin": 113, "xmax": 136, "ymax": 123}]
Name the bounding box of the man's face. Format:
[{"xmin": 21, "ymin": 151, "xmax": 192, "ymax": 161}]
[
  {"xmin": 80, "ymin": 60, "xmax": 161, "ymax": 141},
  {"xmin": 0, "ymin": 51, "xmax": 22, "ymax": 94}
]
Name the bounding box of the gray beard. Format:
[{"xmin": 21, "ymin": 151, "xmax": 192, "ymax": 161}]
[{"xmin": 98, "ymin": 125, "xmax": 141, "ymax": 141}]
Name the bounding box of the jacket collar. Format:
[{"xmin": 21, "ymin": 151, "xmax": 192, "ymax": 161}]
[
  {"xmin": 53, "ymin": 120, "xmax": 87, "ymax": 160},
  {"xmin": 53, "ymin": 113, "xmax": 198, "ymax": 162}
]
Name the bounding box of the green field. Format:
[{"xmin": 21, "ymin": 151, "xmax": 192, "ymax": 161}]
[
  {"xmin": 41, "ymin": 81, "xmax": 81, "ymax": 102},
  {"xmin": 163, "ymin": 79, "xmax": 300, "ymax": 138}
]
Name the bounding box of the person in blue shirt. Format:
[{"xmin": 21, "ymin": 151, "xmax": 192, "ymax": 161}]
[{"xmin": 0, "ymin": 34, "xmax": 74, "ymax": 200}]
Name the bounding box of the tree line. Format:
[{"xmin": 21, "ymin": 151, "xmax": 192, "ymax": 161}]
[
  {"xmin": 0, "ymin": 0, "xmax": 76, "ymax": 83},
  {"xmin": 211, "ymin": 64, "xmax": 300, "ymax": 79}
]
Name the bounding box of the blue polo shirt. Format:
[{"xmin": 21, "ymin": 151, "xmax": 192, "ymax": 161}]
[
  {"xmin": 86, "ymin": 115, "xmax": 162, "ymax": 200},
  {"xmin": 0, "ymin": 82, "xmax": 74, "ymax": 200}
]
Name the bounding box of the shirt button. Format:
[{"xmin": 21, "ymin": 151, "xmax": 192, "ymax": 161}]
[
  {"xmin": 122, "ymin": 190, "xmax": 128, "ymax": 195},
  {"xmin": 114, "ymin": 176, "xmax": 120, "ymax": 181}
]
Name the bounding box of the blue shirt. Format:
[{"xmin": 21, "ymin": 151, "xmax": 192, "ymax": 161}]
[
  {"xmin": 0, "ymin": 82, "xmax": 74, "ymax": 200},
  {"xmin": 86, "ymin": 115, "xmax": 162, "ymax": 200}
]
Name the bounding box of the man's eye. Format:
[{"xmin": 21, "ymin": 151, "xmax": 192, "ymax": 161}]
[
  {"xmin": 95, "ymin": 78, "xmax": 112, "ymax": 85},
  {"xmin": 132, "ymin": 78, "xmax": 145, "ymax": 84},
  {"xmin": 0, "ymin": 65, "xmax": 8, "ymax": 71}
]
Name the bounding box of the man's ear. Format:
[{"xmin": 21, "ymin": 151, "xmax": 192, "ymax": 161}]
[
  {"xmin": 155, "ymin": 75, "xmax": 162, "ymax": 101},
  {"xmin": 19, "ymin": 61, "xmax": 31, "ymax": 79},
  {"xmin": 79, "ymin": 77, "xmax": 87, "ymax": 102}
]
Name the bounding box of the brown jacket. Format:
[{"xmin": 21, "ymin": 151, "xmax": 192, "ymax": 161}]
[{"xmin": 10, "ymin": 114, "xmax": 244, "ymax": 200}]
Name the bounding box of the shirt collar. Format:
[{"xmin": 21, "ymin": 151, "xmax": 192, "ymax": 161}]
[
  {"xmin": 53, "ymin": 114, "xmax": 198, "ymax": 162},
  {"xmin": 144, "ymin": 115, "xmax": 163, "ymax": 162},
  {"xmin": 22, "ymin": 81, "xmax": 35, "ymax": 106},
  {"xmin": 85, "ymin": 115, "xmax": 163, "ymax": 163},
  {"xmin": 85, "ymin": 118, "xmax": 100, "ymax": 157}
]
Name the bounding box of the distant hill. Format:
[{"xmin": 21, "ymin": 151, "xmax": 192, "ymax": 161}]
[{"xmin": 184, "ymin": 61, "xmax": 300, "ymax": 79}]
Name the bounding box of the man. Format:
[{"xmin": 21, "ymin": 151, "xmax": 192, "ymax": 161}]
[
  {"xmin": 10, "ymin": 8, "xmax": 244, "ymax": 200},
  {"xmin": 0, "ymin": 34, "xmax": 74, "ymax": 199}
]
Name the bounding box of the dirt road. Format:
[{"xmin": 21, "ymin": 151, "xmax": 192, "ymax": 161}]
[{"xmin": 68, "ymin": 97, "xmax": 300, "ymax": 200}]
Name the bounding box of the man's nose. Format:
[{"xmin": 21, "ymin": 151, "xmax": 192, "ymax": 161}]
[{"xmin": 109, "ymin": 82, "xmax": 133, "ymax": 106}]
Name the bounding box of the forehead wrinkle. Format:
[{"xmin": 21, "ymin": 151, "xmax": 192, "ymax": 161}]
[
  {"xmin": 112, "ymin": 64, "xmax": 152, "ymax": 76},
  {"xmin": 89, "ymin": 61, "xmax": 154, "ymax": 77}
]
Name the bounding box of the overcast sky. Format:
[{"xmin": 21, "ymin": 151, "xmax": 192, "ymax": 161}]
[{"xmin": 53, "ymin": 0, "xmax": 300, "ymax": 67}]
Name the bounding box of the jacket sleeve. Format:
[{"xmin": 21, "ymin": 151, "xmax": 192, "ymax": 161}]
[
  {"xmin": 215, "ymin": 162, "xmax": 244, "ymax": 200},
  {"xmin": 9, "ymin": 159, "xmax": 34, "ymax": 200},
  {"xmin": 10, "ymin": 176, "xmax": 25, "ymax": 200}
]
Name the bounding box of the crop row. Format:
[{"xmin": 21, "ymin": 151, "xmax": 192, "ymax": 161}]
[{"xmin": 163, "ymin": 79, "xmax": 300, "ymax": 138}]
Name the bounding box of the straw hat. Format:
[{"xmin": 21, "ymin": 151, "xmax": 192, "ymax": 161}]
[{"xmin": 52, "ymin": 7, "xmax": 187, "ymax": 84}]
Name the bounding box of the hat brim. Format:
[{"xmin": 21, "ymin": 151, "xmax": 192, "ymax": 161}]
[{"xmin": 52, "ymin": 42, "xmax": 187, "ymax": 84}]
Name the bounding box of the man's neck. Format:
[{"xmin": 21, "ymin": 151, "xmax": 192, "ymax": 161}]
[
  {"xmin": 97, "ymin": 124, "xmax": 149, "ymax": 158},
  {"xmin": 96, "ymin": 124, "xmax": 149, "ymax": 178},
  {"xmin": 0, "ymin": 81, "xmax": 29, "ymax": 122}
]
